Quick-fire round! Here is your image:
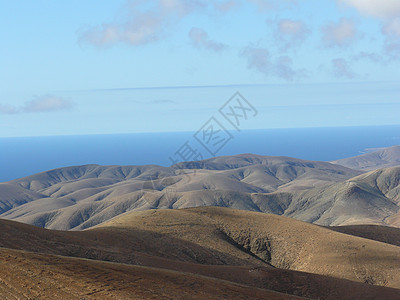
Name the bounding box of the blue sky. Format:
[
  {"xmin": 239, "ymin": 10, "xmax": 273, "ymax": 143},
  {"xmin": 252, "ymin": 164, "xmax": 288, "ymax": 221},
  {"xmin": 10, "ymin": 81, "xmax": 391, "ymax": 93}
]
[{"xmin": 1, "ymin": 0, "xmax": 400, "ymax": 137}]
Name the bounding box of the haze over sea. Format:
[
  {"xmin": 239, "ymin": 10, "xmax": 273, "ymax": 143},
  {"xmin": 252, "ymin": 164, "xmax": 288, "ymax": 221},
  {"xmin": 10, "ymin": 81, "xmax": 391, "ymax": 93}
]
[{"xmin": 1, "ymin": 125, "xmax": 399, "ymax": 182}]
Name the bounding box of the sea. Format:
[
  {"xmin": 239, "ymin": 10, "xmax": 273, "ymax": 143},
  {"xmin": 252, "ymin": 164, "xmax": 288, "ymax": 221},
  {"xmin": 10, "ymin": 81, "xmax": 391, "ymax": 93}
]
[{"xmin": 1, "ymin": 125, "xmax": 400, "ymax": 182}]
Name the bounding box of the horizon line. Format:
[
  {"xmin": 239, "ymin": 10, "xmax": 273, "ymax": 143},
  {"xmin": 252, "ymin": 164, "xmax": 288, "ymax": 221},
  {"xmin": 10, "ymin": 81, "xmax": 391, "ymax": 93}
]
[
  {"xmin": 57, "ymin": 80, "xmax": 400, "ymax": 93},
  {"xmin": 2, "ymin": 124, "xmax": 400, "ymax": 139}
]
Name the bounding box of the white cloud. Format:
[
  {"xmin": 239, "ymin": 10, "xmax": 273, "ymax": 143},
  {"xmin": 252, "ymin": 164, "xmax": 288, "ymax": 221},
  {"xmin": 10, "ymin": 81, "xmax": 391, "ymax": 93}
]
[
  {"xmin": 321, "ymin": 18, "xmax": 359, "ymax": 48},
  {"xmin": 340, "ymin": 0, "xmax": 400, "ymax": 19},
  {"xmin": 383, "ymin": 17, "xmax": 400, "ymax": 37},
  {"xmin": 269, "ymin": 19, "xmax": 311, "ymax": 51},
  {"xmin": 240, "ymin": 46, "xmax": 306, "ymax": 81},
  {"xmin": 340, "ymin": 0, "xmax": 400, "ymax": 59},
  {"xmin": 0, "ymin": 95, "xmax": 73, "ymax": 115},
  {"xmin": 189, "ymin": 27, "xmax": 227, "ymax": 52}
]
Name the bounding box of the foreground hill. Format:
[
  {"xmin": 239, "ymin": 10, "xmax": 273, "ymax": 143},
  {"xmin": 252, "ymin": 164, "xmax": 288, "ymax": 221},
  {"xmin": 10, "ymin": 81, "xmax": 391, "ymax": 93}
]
[
  {"xmin": 332, "ymin": 145, "xmax": 400, "ymax": 171},
  {"xmin": 330, "ymin": 224, "xmax": 400, "ymax": 247},
  {"xmin": 97, "ymin": 207, "xmax": 400, "ymax": 288},
  {"xmin": 0, "ymin": 248, "xmax": 298, "ymax": 300},
  {"xmin": 1, "ymin": 207, "xmax": 400, "ymax": 299},
  {"xmin": 0, "ymin": 154, "xmax": 364, "ymax": 230}
]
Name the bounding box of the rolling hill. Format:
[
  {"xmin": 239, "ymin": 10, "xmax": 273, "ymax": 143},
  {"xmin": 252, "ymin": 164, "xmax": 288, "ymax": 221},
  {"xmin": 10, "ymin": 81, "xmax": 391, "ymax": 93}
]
[
  {"xmin": 1, "ymin": 207, "xmax": 400, "ymax": 299},
  {"xmin": 332, "ymin": 145, "xmax": 400, "ymax": 171},
  {"xmin": 1, "ymin": 152, "xmax": 400, "ymax": 230},
  {"xmin": 277, "ymin": 166, "xmax": 400, "ymax": 226},
  {"xmin": 0, "ymin": 247, "xmax": 299, "ymax": 300},
  {"xmin": 0, "ymin": 154, "xmax": 364, "ymax": 230},
  {"xmin": 330, "ymin": 224, "xmax": 400, "ymax": 247}
]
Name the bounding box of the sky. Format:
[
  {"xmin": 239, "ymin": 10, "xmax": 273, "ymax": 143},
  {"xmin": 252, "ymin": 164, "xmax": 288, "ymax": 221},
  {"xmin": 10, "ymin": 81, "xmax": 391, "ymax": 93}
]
[{"xmin": 1, "ymin": 0, "xmax": 400, "ymax": 137}]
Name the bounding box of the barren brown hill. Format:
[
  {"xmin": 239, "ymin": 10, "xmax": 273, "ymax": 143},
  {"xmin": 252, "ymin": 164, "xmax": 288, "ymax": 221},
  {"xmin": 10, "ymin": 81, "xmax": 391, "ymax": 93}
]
[
  {"xmin": 332, "ymin": 145, "xmax": 400, "ymax": 171},
  {"xmin": 1, "ymin": 207, "xmax": 400, "ymax": 299},
  {"xmin": 97, "ymin": 207, "xmax": 400, "ymax": 289},
  {"xmin": 4, "ymin": 247, "xmax": 400, "ymax": 300},
  {"xmin": 1, "ymin": 248, "xmax": 302, "ymax": 300},
  {"xmin": 329, "ymin": 224, "xmax": 400, "ymax": 247}
]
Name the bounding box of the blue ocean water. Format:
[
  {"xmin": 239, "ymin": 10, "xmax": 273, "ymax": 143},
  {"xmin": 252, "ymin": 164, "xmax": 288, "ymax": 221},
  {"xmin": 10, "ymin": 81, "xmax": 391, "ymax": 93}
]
[{"xmin": 1, "ymin": 125, "xmax": 400, "ymax": 182}]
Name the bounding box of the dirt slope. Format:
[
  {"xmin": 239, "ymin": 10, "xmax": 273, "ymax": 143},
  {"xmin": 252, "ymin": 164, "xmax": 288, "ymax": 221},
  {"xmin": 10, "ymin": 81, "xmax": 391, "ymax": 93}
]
[
  {"xmin": 1, "ymin": 207, "xmax": 400, "ymax": 298},
  {"xmin": 0, "ymin": 248, "xmax": 299, "ymax": 300}
]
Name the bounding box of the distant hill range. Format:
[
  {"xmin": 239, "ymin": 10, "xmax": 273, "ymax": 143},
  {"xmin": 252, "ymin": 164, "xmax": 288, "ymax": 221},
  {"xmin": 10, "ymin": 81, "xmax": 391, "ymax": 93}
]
[
  {"xmin": 332, "ymin": 145, "xmax": 400, "ymax": 171},
  {"xmin": 0, "ymin": 146, "xmax": 400, "ymax": 230}
]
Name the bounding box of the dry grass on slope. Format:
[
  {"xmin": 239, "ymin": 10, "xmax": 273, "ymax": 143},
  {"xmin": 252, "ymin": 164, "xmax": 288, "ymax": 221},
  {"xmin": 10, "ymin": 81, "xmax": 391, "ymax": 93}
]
[
  {"xmin": 98, "ymin": 207, "xmax": 400, "ymax": 288},
  {"xmin": 2, "ymin": 208, "xmax": 400, "ymax": 299},
  {"xmin": 329, "ymin": 224, "xmax": 400, "ymax": 247},
  {"xmin": 0, "ymin": 248, "xmax": 297, "ymax": 300}
]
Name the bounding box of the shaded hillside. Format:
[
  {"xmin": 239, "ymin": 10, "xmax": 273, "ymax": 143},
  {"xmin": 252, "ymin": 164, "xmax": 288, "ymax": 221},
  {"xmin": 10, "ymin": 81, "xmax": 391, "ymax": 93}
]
[
  {"xmin": 97, "ymin": 207, "xmax": 400, "ymax": 288},
  {"xmin": 1, "ymin": 207, "xmax": 400, "ymax": 299},
  {"xmin": 332, "ymin": 145, "xmax": 400, "ymax": 171}
]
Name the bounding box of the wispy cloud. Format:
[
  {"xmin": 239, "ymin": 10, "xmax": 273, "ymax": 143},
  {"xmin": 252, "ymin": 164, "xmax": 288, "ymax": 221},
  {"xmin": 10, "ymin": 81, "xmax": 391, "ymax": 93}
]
[
  {"xmin": 189, "ymin": 27, "xmax": 227, "ymax": 52},
  {"xmin": 331, "ymin": 58, "xmax": 356, "ymax": 79},
  {"xmin": 0, "ymin": 104, "xmax": 19, "ymax": 115},
  {"xmin": 382, "ymin": 18, "xmax": 400, "ymax": 58},
  {"xmin": 79, "ymin": 0, "xmax": 209, "ymax": 48},
  {"xmin": 340, "ymin": 0, "xmax": 400, "ymax": 59},
  {"xmin": 0, "ymin": 95, "xmax": 73, "ymax": 115},
  {"xmin": 249, "ymin": 0, "xmax": 298, "ymax": 11},
  {"xmin": 240, "ymin": 46, "xmax": 307, "ymax": 81},
  {"xmin": 78, "ymin": 0, "xmax": 303, "ymax": 49},
  {"xmin": 352, "ymin": 51, "xmax": 384, "ymax": 63},
  {"xmin": 340, "ymin": 0, "xmax": 400, "ymax": 19},
  {"xmin": 215, "ymin": 0, "xmax": 238, "ymax": 12},
  {"xmin": 321, "ymin": 18, "xmax": 360, "ymax": 48},
  {"xmin": 268, "ymin": 18, "xmax": 311, "ymax": 51}
]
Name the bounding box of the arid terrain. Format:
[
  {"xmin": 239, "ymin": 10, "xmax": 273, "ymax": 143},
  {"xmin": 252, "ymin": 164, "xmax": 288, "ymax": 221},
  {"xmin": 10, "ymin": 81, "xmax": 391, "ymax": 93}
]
[
  {"xmin": 331, "ymin": 145, "xmax": 400, "ymax": 171},
  {"xmin": 1, "ymin": 146, "xmax": 400, "ymax": 230},
  {"xmin": 1, "ymin": 207, "xmax": 400, "ymax": 299},
  {"xmin": 1, "ymin": 146, "xmax": 400, "ymax": 298}
]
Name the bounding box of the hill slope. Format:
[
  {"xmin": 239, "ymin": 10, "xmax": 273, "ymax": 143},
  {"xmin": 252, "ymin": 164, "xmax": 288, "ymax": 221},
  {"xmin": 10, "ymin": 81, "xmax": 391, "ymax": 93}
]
[
  {"xmin": 97, "ymin": 207, "xmax": 400, "ymax": 288},
  {"xmin": 1, "ymin": 207, "xmax": 400, "ymax": 299},
  {"xmin": 280, "ymin": 166, "xmax": 400, "ymax": 226},
  {"xmin": 2, "ymin": 154, "xmax": 400, "ymax": 229},
  {"xmin": 329, "ymin": 224, "xmax": 400, "ymax": 247},
  {"xmin": 332, "ymin": 145, "xmax": 400, "ymax": 171},
  {"xmin": 1, "ymin": 248, "xmax": 300, "ymax": 300},
  {"xmin": 0, "ymin": 154, "xmax": 362, "ymax": 230}
]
